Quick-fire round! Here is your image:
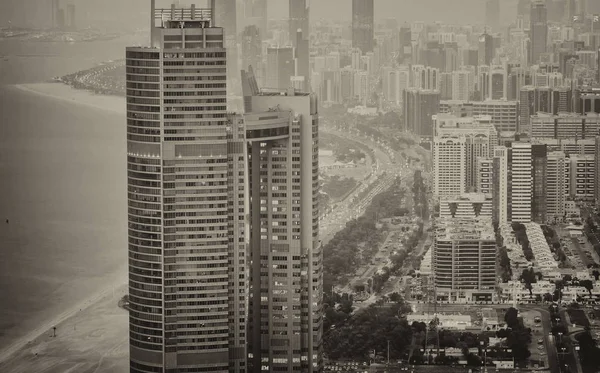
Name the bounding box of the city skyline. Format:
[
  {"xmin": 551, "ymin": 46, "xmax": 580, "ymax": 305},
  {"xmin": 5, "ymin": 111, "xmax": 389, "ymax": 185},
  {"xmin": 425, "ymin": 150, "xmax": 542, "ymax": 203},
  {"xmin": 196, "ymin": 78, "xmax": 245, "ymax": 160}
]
[{"xmin": 2, "ymin": 0, "xmax": 600, "ymax": 372}]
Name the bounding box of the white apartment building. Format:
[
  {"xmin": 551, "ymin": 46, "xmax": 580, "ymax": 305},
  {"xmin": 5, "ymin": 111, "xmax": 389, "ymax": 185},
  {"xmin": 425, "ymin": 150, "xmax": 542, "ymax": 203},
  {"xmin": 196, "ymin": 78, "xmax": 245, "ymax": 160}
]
[
  {"xmin": 531, "ymin": 113, "xmax": 600, "ymax": 140},
  {"xmin": 433, "ymin": 134, "xmax": 467, "ymax": 198},
  {"xmin": 434, "ymin": 114, "xmax": 497, "ymax": 190},
  {"xmin": 511, "ymin": 142, "xmax": 532, "ymax": 222},
  {"xmin": 494, "ymin": 146, "xmax": 509, "ymax": 223}
]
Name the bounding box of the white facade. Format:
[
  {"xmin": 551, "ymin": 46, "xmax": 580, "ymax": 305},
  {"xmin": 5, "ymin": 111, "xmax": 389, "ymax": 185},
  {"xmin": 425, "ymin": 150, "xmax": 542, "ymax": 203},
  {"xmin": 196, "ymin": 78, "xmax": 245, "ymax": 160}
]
[
  {"xmin": 433, "ymin": 134, "xmax": 467, "ymax": 198},
  {"xmin": 494, "ymin": 146, "xmax": 509, "ymax": 223},
  {"xmin": 511, "ymin": 142, "xmax": 532, "ymax": 222},
  {"xmin": 531, "ymin": 113, "xmax": 600, "ymax": 140}
]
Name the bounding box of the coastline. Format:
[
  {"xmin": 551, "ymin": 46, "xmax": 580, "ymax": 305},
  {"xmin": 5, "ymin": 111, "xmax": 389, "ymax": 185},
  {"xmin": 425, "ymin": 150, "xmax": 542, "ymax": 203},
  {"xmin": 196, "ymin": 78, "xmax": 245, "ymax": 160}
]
[
  {"xmin": 0, "ymin": 276, "xmax": 127, "ymax": 366},
  {"xmin": 0, "ymin": 82, "xmax": 128, "ymax": 366},
  {"xmin": 14, "ymin": 82, "xmax": 125, "ymax": 115}
]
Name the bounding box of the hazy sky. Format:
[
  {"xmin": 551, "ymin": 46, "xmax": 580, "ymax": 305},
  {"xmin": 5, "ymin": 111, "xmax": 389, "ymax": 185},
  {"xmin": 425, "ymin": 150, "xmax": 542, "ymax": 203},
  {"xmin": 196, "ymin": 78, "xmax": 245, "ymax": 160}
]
[{"xmin": 0, "ymin": 0, "xmax": 520, "ymax": 29}]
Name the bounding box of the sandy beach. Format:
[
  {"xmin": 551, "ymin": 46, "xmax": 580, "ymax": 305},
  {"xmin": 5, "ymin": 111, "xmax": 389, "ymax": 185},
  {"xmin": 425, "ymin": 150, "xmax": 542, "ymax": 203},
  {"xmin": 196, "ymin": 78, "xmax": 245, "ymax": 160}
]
[
  {"xmin": 0, "ymin": 82, "xmax": 128, "ymax": 369},
  {"xmin": 14, "ymin": 82, "xmax": 126, "ymax": 115}
]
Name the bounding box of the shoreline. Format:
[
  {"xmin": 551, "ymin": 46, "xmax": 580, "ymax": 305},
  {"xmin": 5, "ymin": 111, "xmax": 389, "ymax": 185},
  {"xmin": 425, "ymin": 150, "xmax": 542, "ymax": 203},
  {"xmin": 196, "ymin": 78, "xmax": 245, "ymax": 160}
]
[
  {"xmin": 14, "ymin": 82, "xmax": 125, "ymax": 115},
  {"xmin": 0, "ymin": 273, "xmax": 127, "ymax": 365}
]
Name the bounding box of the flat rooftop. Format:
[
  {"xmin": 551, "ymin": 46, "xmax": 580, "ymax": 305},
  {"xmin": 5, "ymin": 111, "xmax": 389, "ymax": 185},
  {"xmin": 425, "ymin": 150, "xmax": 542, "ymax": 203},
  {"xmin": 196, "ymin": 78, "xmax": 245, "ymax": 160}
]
[{"xmin": 435, "ymin": 218, "xmax": 495, "ymax": 241}]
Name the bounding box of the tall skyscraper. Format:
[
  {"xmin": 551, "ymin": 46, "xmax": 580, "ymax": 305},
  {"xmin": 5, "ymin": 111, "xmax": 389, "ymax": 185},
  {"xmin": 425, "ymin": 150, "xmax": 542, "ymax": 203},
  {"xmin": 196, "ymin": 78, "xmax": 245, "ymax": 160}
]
[
  {"xmin": 240, "ymin": 69, "xmax": 323, "ymax": 373},
  {"xmin": 530, "ymin": 1, "xmax": 548, "ymax": 65},
  {"xmin": 510, "ymin": 142, "xmax": 533, "ymax": 222},
  {"xmin": 242, "ymin": 25, "xmax": 264, "ymax": 84},
  {"xmin": 485, "ymin": 0, "xmax": 500, "ymax": 31},
  {"xmin": 547, "ymin": 151, "xmax": 567, "ymax": 223},
  {"xmin": 215, "ymin": 0, "xmax": 240, "ymax": 98},
  {"xmin": 433, "ymin": 134, "xmax": 467, "ymax": 198},
  {"xmin": 531, "ymin": 144, "xmax": 547, "ymax": 223},
  {"xmin": 266, "ymin": 47, "xmax": 295, "ymax": 90},
  {"xmin": 126, "ymin": 3, "xmax": 245, "ymax": 372},
  {"xmin": 595, "ymin": 136, "xmax": 600, "ymax": 208},
  {"xmin": 289, "ymin": 0, "xmax": 309, "ymax": 48},
  {"xmin": 478, "ymin": 33, "xmax": 494, "ymax": 66},
  {"xmin": 295, "ymin": 29, "xmax": 310, "ymax": 92},
  {"xmin": 352, "ymin": 0, "xmax": 375, "ymax": 54},
  {"xmin": 492, "ymin": 146, "xmax": 509, "ymax": 223},
  {"xmin": 403, "ymin": 89, "xmax": 441, "ymax": 137},
  {"xmin": 127, "ymin": 4, "xmax": 322, "ymax": 372}
]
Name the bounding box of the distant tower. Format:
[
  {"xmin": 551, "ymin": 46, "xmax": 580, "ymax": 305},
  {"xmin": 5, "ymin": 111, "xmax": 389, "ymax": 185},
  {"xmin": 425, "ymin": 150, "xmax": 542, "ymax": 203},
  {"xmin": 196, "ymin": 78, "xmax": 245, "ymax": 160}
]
[
  {"xmin": 352, "ymin": 0, "xmax": 374, "ymax": 54},
  {"xmin": 529, "ymin": 1, "xmax": 548, "ymax": 65},
  {"xmin": 485, "ymin": 0, "xmax": 500, "ymax": 31},
  {"xmin": 66, "ymin": 3, "xmax": 75, "ymax": 30},
  {"xmin": 289, "ymin": 0, "xmax": 309, "ymax": 48},
  {"xmin": 51, "ymin": 0, "xmax": 60, "ymax": 29}
]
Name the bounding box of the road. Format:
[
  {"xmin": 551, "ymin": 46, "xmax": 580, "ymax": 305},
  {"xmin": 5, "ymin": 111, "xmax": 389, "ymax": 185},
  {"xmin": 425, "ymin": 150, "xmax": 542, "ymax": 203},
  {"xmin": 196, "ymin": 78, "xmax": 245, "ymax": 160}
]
[{"xmin": 319, "ymin": 128, "xmax": 410, "ymax": 246}]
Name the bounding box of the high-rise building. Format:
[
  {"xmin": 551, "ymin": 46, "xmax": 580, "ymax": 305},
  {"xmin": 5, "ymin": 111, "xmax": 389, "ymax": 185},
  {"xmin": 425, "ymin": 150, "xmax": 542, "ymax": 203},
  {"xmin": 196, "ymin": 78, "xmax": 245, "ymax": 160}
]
[
  {"xmin": 595, "ymin": 137, "xmax": 600, "ymax": 208},
  {"xmin": 567, "ymin": 154, "xmax": 595, "ymax": 202},
  {"xmin": 411, "ymin": 65, "xmax": 440, "ymax": 90},
  {"xmin": 215, "ymin": 0, "xmax": 239, "ymax": 96},
  {"xmin": 492, "ymin": 146, "xmax": 509, "ymax": 223},
  {"xmin": 127, "ymin": 5, "xmax": 322, "ymax": 372},
  {"xmin": 476, "ymin": 157, "xmax": 493, "ymax": 194},
  {"xmin": 546, "ymin": 151, "xmax": 568, "ymax": 223},
  {"xmin": 295, "ymin": 29, "xmax": 310, "ymax": 92},
  {"xmin": 485, "ymin": 0, "xmax": 500, "ymax": 31},
  {"xmin": 126, "ymin": 4, "xmax": 244, "ymax": 372},
  {"xmin": 478, "ymin": 33, "xmax": 495, "ymax": 66},
  {"xmin": 434, "ymin": 114, "xmax": 497, "ymax": 190},
  {"xmin": 243, "ymin": 0, "xmax": 268, "ymax": 42},
  {"xmin": 289, "ymin": 0, "xmax": 309, "ymax": 48},
  {"xmin": 403, "ymin": 89, "xmax": 441, "ymax": 137},
  {"xmin": 433, "ymin": 218, "xmax": 496, "ymax": 303},
  {"xmin": 66, "ymin": 3, "xmax": 75, "ymax": 30},
  {"xmin": 530, "ymin": 1, "xmax": 548, "ymax": 65},
  {"xmin": 241, "ymin": 69, "xmax": 323, "ymax": 373},
  {"xmin": 433, "ymin": 133, "xmax": 467, "ymax": 199},
  {"xmin": 355, "ymin": 71, "xmax": 370, "ymax": 106},
  {"xmin": 489, "ymin": 65, "xmax": 507, "ymax": 100},
  {"xmin": 531, "ymin": 144, "xmax": 547, "ymax": 223},
  {"xmin": 266, "ymin": 47, "xmax": 295, "ymax": 90},
  {"xmin": 242, "ymin": 25, "xmax": 264, "ymax": 85},
  {"xmin": 530, "ymin": 113, "xmax": 600, "ymax": 139},
  {"xmin": 451, "ymin": 70, "xmax": 472, "ymax": 101},
  {"xmin": 510, "ymin": 142, "xmax": 533, "ymax": 222},
  {"xmin": 352, "ymin": 0, "xmax": 374, "ymax": 54}
]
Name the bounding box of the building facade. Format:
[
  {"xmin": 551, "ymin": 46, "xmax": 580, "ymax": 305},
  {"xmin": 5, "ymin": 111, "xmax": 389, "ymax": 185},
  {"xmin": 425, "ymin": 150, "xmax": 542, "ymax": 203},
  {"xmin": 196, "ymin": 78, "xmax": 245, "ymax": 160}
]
[
  {"xmin": 510, "ymin": 142, "xmax": 533, "ymax": 222},
  {"xmin": 126, "ymin": 4, "xmax": 322, "ymax": 372},
  {"xmin": 433, "ymin": 218, "xmax": 496, "ymax": 302},
  {"xmin": 352, "ymin": 0, "xmax": 374, "ymax": 54}
]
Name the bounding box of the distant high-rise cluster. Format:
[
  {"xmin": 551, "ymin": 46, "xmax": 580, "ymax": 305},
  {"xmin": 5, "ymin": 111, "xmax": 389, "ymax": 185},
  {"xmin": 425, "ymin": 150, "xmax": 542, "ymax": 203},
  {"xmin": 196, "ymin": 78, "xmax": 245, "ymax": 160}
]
[{"xmin": 51, "ymin": 0, "xmax": 75, "ymax": 30}]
